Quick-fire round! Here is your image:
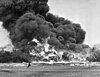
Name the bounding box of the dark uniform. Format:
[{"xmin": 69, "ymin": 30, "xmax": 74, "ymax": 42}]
[{"xmin": 27, "ymin": 62, "xmax": 31, "ymax": 68}]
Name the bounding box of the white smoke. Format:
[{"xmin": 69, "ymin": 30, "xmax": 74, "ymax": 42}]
[
  {"xmin": 0, "ymin": 22, "xmax": 13, "ymax": 51},
  {"xmin": 92, "ymin": 44, "xmax": 100, "ymax": 51}
]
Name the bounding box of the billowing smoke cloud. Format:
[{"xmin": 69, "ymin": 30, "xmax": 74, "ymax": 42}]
[{"xmin": 0, "ymin": 0, "xmax": 86, "ymax": 49}]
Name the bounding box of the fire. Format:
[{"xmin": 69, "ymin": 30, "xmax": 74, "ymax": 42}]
[
  {"xmin": 0, "ymin": 36, "xmax": 100, "ymax": 66},
  {"xmin": 0, "ymin": 22, "xmax": 95, "ymax": 65},
  {"xmin": 29, "ymin": 37, "xmax": 90, "ymax": 64},
  {"xmin": 30, "ymin": 37, "xmax": 61, "ymax": 62}
]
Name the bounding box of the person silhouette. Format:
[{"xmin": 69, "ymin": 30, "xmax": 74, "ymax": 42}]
[{"xmin": 27, "ymin": 62, "xmax": 31, "ymax": 68}]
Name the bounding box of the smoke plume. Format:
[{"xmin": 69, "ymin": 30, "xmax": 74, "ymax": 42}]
[{"xmin": 0, "ymin": 0, "xmax": 86, "ymax": 49}]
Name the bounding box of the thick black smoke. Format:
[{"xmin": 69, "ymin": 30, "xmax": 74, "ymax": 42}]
[{"xmin": 0, "ymin": 0, "xmax": 86, "ymax": 49}]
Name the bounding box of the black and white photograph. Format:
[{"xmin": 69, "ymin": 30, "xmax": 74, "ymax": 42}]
[{"xmin": 0, "ymin": 0, "xmax": 100, "ymax": 77}]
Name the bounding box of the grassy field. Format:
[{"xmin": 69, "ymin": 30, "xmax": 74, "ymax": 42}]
[{"xmin": 0, "ymin": 64, "xmax": 100, "ymax": 77}]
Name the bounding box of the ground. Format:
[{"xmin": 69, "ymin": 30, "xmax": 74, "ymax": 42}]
[{"xmin": 0, "ymin": 64, "xmax": 100, "ymax": 77}]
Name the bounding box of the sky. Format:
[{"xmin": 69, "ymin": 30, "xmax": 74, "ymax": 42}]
[
  {"xmin": 0, "ymin": 0, "xmax": 100, "ymax": 47},
  {"xmin": 0, "ymin": 22, "xmax": 12, "ymax": 47},
  {"xmin": 48, "ymin": 0, "xmax": 100, "ymax": 46}
]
